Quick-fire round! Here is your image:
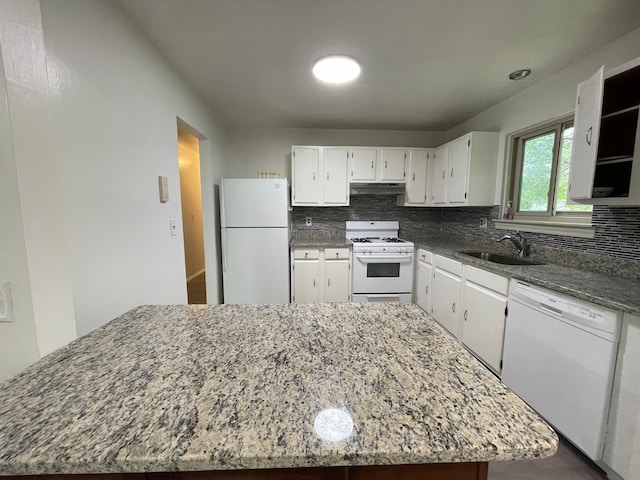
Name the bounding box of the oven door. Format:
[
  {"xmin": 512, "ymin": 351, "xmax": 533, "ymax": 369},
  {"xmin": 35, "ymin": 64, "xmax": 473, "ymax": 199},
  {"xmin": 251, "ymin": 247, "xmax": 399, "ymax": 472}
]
[{"xmin": 352, "ymin": 252, "xmax": 414, "ymax": 294}]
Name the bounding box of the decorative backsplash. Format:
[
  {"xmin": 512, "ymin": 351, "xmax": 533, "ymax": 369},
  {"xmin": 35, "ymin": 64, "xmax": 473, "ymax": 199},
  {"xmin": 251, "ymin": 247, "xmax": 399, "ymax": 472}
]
[{"xmin": 292, "ymin": 195, "xmax": 640, "ymax": 276}]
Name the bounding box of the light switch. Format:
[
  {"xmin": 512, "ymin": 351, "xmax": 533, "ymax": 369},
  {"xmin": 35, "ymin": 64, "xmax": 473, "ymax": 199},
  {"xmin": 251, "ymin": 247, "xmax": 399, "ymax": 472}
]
[
  {"xmin": 158, "ymin": 176, "xmax": 169, "ymax": 203},
  {"xmin": 170, "ymin": 219, "xmax": 178, "ymax": 236},
  {"xmin": 0, "ymin": 282, "xmax": 14, "ymax": 323}
]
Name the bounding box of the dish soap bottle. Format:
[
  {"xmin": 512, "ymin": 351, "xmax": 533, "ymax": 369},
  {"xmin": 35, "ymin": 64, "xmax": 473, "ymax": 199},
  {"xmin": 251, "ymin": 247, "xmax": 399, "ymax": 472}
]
[{"xmin": 503, "ymin": 201, "xmax": 513, "ymax": 220}]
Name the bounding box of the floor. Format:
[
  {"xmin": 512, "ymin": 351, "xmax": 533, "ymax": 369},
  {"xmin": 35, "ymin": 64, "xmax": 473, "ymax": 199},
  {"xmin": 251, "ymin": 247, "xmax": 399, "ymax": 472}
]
[
  {"xmin": 489, "ymin": 436, "xmax": 608, "ymax": 479},
  {"xmin": 187, "ymin": 271, "xmax": 206, "ymax": 304}
]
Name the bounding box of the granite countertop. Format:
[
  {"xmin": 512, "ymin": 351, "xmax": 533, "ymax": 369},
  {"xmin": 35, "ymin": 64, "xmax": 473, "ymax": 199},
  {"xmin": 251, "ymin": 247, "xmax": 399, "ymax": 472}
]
[
  {"xmin": 290, "ymin": 238, "xmax": 351, "ymax": 248},
  {"xmin": 0, "ymin": 303, "xmax": 557, "ymax": 475},
  {"xmin": 410, "ymin": 238, "xmax": 640, "ymax": 315}
]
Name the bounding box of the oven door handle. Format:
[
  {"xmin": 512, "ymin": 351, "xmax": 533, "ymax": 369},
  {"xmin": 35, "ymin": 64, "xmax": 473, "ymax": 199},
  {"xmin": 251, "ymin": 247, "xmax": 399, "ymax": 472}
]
[{"xmin": 355, "ymin": 255, "xmax": 413, "ymax": 264}]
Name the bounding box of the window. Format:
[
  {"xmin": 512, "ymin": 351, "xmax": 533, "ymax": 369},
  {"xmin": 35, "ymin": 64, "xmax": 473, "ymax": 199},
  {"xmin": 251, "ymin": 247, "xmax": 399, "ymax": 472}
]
[
  {"xmin": 508, "ymin": 117, "xmax": 592, "ymax": 221},
  {"xmin": 497, "ymin": 116, "xmax": 594, "ymax": 238}
]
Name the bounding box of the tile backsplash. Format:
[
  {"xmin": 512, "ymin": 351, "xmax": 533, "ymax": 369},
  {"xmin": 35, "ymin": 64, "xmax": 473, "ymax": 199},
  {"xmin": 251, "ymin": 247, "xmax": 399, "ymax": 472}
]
[{"xmin": 292, "ymin": 195, "xmax": 640, "ymax": 278}]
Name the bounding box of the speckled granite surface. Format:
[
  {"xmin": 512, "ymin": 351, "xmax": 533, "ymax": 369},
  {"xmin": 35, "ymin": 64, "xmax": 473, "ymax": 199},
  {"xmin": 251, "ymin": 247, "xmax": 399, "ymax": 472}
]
[
  {"xmin": 0, "ymin": 304, "xmax": 557, "ymax": 475},
  {"xmin": 411, "ymin": 238, "xmax": 640, "ymax": 315}
]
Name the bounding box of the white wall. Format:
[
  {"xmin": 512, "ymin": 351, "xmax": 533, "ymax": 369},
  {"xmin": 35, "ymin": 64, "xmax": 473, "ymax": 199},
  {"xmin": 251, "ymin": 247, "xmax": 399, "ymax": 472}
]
[
  {"xmin": 444, "ymin": 27, "xmax": 640, "ymax": 203},
  {"xmin": 224, "ymin": 127, "xmax": 444, "ymax": 178},
  {"xmin": 0, "ymin": 40, "xmax": 40, "ymax": 382},
  {"xmin": 0, "ymin": 0, "xmax": 228, "ymax": 374}
]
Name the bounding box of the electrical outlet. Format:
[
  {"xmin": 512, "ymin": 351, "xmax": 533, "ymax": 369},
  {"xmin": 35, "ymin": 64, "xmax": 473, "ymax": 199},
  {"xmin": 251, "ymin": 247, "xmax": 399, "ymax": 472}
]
[
  {"xmin": 305, "ymin": 217, "xmax": 312, "ymax": 226},
  {"xmin": 479, "ymin": 218, "xmax": 488, "ymax": 228},
  {"xmin": 0, "ymin": 282, "xmax": 14, "ymax": 322}
]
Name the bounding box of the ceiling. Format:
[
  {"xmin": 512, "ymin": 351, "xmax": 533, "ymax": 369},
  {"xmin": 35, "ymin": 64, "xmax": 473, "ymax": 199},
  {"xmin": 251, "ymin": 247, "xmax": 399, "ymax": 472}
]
[{"xmin": 118, "ymin": 0, "xmax": 640, "ymax": 131}]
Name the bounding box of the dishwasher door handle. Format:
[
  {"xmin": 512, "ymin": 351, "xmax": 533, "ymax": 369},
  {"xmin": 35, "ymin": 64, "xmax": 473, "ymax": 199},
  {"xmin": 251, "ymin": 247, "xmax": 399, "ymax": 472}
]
[{"xmin": 540, "ymin": 303, "xmax": 563, "ymax": 316}]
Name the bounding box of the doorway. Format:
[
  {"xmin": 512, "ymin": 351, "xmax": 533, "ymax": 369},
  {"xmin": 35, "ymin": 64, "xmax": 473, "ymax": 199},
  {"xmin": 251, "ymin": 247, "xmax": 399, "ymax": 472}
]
[{"xmin": 177, "ymin": 128, "xmax": 206, "ymax": 304}]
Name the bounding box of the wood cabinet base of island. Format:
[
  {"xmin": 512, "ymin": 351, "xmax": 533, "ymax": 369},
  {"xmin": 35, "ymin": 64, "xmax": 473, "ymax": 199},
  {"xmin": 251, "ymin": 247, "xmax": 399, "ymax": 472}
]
[{"xmin": 5, "ymin": 463, "xmax": 488, "ymax": 480}]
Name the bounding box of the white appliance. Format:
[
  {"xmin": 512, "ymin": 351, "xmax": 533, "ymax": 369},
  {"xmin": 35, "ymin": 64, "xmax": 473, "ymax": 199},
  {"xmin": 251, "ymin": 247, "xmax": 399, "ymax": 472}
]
[
  {"xmin": 346, "ymin": 221, "xmax": 414, "ymax": 303},
  {"xmin": 501, "ymin": 280, "xmax": 621, "ymax": 462},
  {"xmin": 220, "ymin": 178, "xmax": 290, "ymax": 304}
]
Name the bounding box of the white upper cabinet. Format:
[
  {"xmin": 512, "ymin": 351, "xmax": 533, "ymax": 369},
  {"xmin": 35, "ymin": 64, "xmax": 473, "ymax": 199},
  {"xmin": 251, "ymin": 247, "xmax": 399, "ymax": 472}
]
[
  {"xmin": 431, "ymin": 145, "xmax": 449, "ymax": 204},
  {"xmin": 292, "ymin": 146, "xmax": 349, "ymax": 206},
  {"xmin": 378, "ymin": 148, "xmax": 406, "ymax": 181},
  {"xmin": 322, "ymin": 148, "xmax": 349, "ymax": 205},
  {"xmin": 568, "ymin": 67, "xmax": 604, "ymax": 200},
  {"xmin": 349, "ymin": 148, "xmax": 377, "ymax": 181},
  {"xmin": 405, "ymin": 149, "xmax": 430, "ymax": 205},
  {"xmin": 291, "ymin": 146, "xmax": 319, "ymax": 205},
  {"xmin": 568, "ymin": 56, "xmax": 640, "ymax": 205},
  {"xmin": 448, "ymin": 135, "xmax": 470, "ymax": 204},
  {"xmin": 428, "ymin": 132, "xmax": 499, "ymax": 207}
]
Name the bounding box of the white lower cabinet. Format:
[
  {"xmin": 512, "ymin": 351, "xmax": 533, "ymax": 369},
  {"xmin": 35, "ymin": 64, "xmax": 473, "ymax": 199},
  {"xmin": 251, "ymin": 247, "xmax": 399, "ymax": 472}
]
[
  {"xmin": 459, "ymin": 266, "xmax": 508, "ymax": 374},
  {"xmin": 415, "ymin": 249, "xmax": 433, "ymax": 314},
  {"xmin": 604, "ymin": 312, "xmax": 640, "ymax": 480},
  {"xmin": 431, "ymin": 255, "xmax": 462, "ymax": 336},
  {"xmin": 291, "ymin": 247, "xmax": 351, "ymax": 303}
]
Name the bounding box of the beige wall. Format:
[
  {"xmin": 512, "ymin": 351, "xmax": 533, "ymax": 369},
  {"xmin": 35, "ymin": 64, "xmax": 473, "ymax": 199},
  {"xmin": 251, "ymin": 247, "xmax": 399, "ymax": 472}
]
[
  {"xmin": 0, "ymin": 42, "xmax": 40, "ymax": 382},
  {"xmin": 443, "ymin": 27, "xmax": 640, "ymax": 204},
  {"xmin": 178, "ymin": 133, "xmax": 206, "ymax": 280},
  {"xmin": 224, "ymin": 127, "xmax": 445, "ymax": 179},
  {"xmin": 0, "ymin": 0, "xmax": 228, "ymax": 380}
]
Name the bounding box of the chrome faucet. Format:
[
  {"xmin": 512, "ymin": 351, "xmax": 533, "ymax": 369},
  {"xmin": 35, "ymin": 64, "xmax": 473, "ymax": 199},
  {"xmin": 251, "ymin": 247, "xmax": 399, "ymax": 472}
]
[{"xmin": 497, "ymin": 231, "xmax": 529, "ymax": 257}]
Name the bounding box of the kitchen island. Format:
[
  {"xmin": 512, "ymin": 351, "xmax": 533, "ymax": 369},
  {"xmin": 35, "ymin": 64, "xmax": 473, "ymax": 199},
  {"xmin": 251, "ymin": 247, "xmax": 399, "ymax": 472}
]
[{"xmin": 0, "ymin": 303, "xmax": 557, "ymax": 479}]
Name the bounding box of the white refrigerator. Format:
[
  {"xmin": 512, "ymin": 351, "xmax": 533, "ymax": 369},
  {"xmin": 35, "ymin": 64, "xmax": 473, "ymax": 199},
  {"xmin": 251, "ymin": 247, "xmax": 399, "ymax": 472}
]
[{"xmin": 220, "ymin": 178, "xmax": 290, "ymax": 304}]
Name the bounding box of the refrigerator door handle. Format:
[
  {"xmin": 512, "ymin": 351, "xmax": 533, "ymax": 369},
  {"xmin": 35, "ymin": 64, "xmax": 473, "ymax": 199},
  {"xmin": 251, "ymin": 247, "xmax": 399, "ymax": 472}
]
[{"xmin": 221, "ymin": 229, "xmax": 228, "ymax": 272}]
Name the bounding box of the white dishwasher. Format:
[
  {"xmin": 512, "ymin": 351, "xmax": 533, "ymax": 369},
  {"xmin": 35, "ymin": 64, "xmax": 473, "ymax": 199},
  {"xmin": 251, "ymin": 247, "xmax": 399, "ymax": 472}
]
[{"xmin": 502, "ymin": 280, "xmax": 621, "ymax": 463}]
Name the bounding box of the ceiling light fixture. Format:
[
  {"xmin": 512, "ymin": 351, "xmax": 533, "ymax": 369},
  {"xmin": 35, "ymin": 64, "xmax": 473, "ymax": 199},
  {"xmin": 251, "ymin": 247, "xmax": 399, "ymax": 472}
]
[
  {"xmin": 509, "ymin": 69, "xmax": 532, "ymax": 81},
  {"xmin": 313, "ymin": 55, "xmax": 361, "ymax": 84}
]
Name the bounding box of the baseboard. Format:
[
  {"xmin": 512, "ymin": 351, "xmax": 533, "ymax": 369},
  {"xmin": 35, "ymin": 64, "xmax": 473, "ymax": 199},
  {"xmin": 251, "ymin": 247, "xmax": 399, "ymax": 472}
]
[{"xmin": 187, "ymin": 268, "xmax": 205, "ymax": 282}]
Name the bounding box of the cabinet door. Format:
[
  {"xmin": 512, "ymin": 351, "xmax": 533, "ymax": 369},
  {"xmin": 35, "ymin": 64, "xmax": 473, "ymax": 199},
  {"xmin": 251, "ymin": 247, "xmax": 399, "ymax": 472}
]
[
  {"xmin": 379, "ymin": 148, "xmax": 406, "ymax": 181},
  {"xmin": 431, "ymin": 145, "xmax": 449, "ymax": 204},
  {"xmin": 323, "ymin": 148, "xmax": 349, "ymax": 205},
  {"xmin": 415, "ymin": 259, "xmax": 433, "ymax": 313},
  {"xmin": 292, "ymin": 147, "xmax": 320, "ymax": 205},
  {"xmin": 349, "ymin": 148, "xmax": 377, "ymax": 181},
  {"xmin": 431, "ymin": 268, "xmax": 461, "ymax": 336},
  {"xmin": 568, "ymin": 66, "xmax": 604, "ymax": 200},
  {"xmin": 323, "ymin": 260, "xmax": 350, "ymax": 302},
  {"xmin": 459, "ymin": 281, "xmax": 507, "ymax": 373},
  {"xmin": 448, "ymin": 135, "xmax": 470, "ymax": 204},
  {"xmin": 293, "ymin": 260, "xmax": 319, "ymax": 302},
  {"xmin": 604, "ymin": 313, "xmax": 640, "ymax": 480},
  {"xmin": 406, "ymin": 149, "xmax": 429, "ymax": 204}
]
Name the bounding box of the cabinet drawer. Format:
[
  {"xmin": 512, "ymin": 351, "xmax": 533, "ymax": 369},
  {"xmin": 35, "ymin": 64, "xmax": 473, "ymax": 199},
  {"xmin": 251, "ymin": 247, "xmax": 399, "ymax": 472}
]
[
  {"xmin": 463, "ymin": 265, "xmax": 508, "ymax": 296},
  {"xmin": 293, "ymin": 249, "xmax": 320, "ymax": 260},
  {"xmin": 417, "ymin": 249, "xmax": 433, "ymax": 264},
  {"xmin": 434, "ymin": 254, "xmax": 463, "ymax": 276},
  {"xmin": 324, "ymin": 248, "xmax": 350, "ymax": 260}
]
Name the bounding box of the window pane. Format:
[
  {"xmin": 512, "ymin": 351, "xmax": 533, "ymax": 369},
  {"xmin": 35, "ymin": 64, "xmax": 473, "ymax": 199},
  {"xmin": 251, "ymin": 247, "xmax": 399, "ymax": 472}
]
[
  {"xmin": 555, "ymin": 124, "xmax": 592, "ymax": 212},
  {"xmin": 518, "ymin": 132, "xmax": 555, "ymax": 212}
]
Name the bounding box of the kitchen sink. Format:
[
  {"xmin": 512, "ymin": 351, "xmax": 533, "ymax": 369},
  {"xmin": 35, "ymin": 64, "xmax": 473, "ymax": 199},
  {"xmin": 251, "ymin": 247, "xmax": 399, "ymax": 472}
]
[{"xmin": 459, "ymin": 251, "xmax": 544, "ymax": 266}]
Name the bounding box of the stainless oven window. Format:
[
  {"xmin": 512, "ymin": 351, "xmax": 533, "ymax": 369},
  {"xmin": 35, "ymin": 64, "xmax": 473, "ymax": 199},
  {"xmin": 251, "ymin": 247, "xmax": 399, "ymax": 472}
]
[{"xmin": 367, "ymin": 263, "xmax": 400, "ymax": 278}]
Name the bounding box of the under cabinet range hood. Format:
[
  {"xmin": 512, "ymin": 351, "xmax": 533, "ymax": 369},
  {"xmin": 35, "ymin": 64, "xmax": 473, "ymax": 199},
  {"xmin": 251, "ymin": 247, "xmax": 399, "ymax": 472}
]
[{"xmin": 349, "ymin": 183, "xmax": 406, "ymax": 195}]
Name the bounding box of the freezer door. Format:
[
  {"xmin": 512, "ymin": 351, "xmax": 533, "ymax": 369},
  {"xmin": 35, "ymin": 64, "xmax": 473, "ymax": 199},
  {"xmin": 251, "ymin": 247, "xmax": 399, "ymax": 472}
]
[
  {"xmin": 222, "ymin": 227, "xmax": 289, "ymax": 304},
  {"xmin": 221, "ymin": 178, "xmax": 288, "ymax": 227}
]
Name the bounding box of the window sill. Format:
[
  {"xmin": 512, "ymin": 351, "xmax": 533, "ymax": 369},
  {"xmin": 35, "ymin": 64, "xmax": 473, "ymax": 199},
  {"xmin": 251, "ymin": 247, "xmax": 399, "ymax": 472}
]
[{"xmin": 493, "ymin": 219, "xmax": 595, "ymax": 238}]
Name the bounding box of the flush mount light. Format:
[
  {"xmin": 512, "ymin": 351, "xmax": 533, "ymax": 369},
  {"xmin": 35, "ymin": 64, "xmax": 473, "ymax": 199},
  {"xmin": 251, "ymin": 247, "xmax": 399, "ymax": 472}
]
[
  {"xmin": 312, "ymin": 55, "xmax": 361, "ymax": 84},
  {"xmin": 509, "ymin": 69, "xmax": 532, "ymax": 81}
]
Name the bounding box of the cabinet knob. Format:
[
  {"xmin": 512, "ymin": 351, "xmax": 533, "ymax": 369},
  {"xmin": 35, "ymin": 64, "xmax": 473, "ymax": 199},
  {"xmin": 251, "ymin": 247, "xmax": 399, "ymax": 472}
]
[
  {"xmin": 450, "ymin": 168, "xmax": 454, "ymax": 177},
  {"xmin": 586, "ymin": 126, "xmax": 593, "ymax": 146},
  {"xmin": 412, "ymin": 172, "xmax": 416, "ymax": 181},
  {"xmin": 452, "ymin": 302, "xmax": 456, "ymax": 313},
  {"xmin": 328, "ymin": 279, "xmax": 331, "ymax": 287},
  {"xmin": 464, "ymin": 310, "xmax": 468, "ymax": 321},
  {"xmin": 442, "ymin": 170, "xmax": 445, "ymax": 179},
  {"xmin": 326, "ymin": 172, "xmax": 330, "ymax": 180},
  {"xmin": 425, "ymin": 286, "xmax": 429, "ymax": 294},
  {"xmin": 305, "ymin": 252, "xmax": 308, "ymax": 258},
  {"xmin": 385, "ymin": 160, "xmax": 388, "ymax": 168},
  {"xmin": 371, "ymin": 161, "xmax": 374, "ymax": 169},
  {"xmin": 312, "ymin": 173, "xmax": 316, "ymax": 180},
  {"xmin": 336, "ymin": 252, "xmax": 339, "ymax": 258}
]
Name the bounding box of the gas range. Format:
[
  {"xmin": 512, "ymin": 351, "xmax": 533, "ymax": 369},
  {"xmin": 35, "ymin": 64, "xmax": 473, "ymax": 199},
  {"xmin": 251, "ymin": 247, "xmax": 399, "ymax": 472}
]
[
  {"xmin": 346, "ymin": 221, "xmax": 415, "ymax": 303},
  {"xmin": 346, "ymin": 221, "xmax": 414, "ymax": 253}
]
